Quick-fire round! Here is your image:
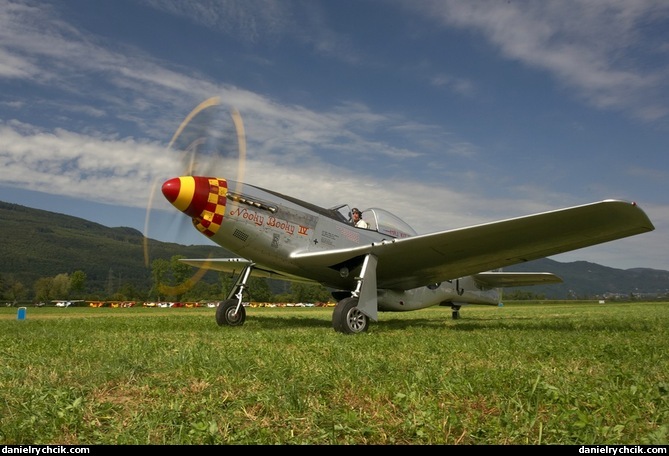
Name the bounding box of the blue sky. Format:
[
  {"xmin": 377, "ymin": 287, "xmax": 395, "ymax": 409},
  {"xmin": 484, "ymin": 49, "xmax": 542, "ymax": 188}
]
[{"xmin": 1, "ymin": 0, "xmax": 667, "ymax": 271}]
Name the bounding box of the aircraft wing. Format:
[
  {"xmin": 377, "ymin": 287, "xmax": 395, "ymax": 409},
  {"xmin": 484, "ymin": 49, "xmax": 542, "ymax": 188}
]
[{"xmin": 291, "ymin": 199, "xmax": 655, "ymax": 290}]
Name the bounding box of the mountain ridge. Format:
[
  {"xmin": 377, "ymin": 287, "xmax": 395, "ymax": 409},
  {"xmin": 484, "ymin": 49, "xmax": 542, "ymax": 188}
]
[{"xmin": 1, "ymin": 200, "xmax": 667, "ymax": 300}]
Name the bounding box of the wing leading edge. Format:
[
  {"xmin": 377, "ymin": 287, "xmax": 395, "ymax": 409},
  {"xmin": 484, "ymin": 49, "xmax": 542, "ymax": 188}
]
[{"xmin": 290, "ymin": 199, "xmax": 655, "ymax": 290}]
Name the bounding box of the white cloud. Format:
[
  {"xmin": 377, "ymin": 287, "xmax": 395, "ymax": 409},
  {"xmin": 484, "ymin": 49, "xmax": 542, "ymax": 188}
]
[{"xmin": 406, "ymin": 0, "xmax": 669, "ymax": 121}]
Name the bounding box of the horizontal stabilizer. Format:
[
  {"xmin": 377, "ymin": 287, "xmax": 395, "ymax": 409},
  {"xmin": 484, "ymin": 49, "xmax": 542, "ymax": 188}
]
[
  {"xmin": 178, "ymin": 257, "xmax": 317, "ymax": 283},
  {"xmin": 473, "ymin": 271, "xmax": 562, "ymax": 288}
]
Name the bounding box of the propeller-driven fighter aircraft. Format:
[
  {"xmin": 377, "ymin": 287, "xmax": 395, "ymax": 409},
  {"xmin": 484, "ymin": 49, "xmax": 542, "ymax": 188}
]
[{"xmin": 153, "ymin": 99, "xmax": 656, "ymax": 334}]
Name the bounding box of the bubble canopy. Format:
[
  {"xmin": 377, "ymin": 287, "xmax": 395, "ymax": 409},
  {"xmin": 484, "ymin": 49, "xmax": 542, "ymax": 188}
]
[{"xmin": 361, "ymin": 207, "xmax": 417, "ymax": 239}]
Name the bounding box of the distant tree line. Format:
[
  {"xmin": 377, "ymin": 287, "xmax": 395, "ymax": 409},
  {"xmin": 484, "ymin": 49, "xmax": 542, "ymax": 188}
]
[
  {"xmin": 2, "ymin": 254, "xmax": 666, "ymax": 305},
  {"xmin": 0, "ymin": 255, "xmax": 334, "ymax": 305}
]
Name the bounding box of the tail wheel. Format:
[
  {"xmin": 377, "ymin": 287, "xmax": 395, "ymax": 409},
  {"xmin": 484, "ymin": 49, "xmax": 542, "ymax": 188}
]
[
  {"xmin": 216, "ymin": 299, "xmax": 246, "ymax": 327},
  {"xmin": 332, "ymin": 297, "xmax": 369, "ymax": 334}
]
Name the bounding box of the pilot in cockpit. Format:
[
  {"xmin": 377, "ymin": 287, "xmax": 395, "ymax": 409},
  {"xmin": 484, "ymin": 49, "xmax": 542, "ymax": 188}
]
[{"xmin": 351, "ymin": 208, "xmax": 368, "ymax": 229}]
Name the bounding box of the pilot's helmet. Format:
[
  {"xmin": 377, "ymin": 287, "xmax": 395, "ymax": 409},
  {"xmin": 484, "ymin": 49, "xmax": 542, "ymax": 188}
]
[{"xmin": 352, "ymin": 208, "xmax": 361, "ymax": 215}]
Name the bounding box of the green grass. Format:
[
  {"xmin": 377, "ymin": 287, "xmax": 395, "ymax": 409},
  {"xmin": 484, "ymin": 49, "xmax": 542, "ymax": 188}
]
[{"xmin": 1, "ymin": 302, "xmax": 668, "ymax": 444}]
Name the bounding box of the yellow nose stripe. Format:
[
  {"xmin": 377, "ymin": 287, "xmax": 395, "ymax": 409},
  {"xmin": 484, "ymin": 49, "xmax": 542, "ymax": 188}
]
[{"xmin": 173, "ymin": 176, "xmax": 195, "ymax": 212}]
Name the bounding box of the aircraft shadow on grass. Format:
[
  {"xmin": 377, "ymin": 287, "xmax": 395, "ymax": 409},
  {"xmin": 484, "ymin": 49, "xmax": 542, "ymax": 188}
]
[{"xmin": 234, "ymin": 312, "xmax": 647, "ymax": 334}]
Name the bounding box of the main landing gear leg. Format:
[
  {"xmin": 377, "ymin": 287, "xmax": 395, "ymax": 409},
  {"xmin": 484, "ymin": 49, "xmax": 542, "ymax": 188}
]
[
  {"xmin": 216, "ymin": 263, "xmax": 254, "ymax": 327},
  {"xmin": 332, "ymin": 254, "xmax": 378, "ymax": 334}
]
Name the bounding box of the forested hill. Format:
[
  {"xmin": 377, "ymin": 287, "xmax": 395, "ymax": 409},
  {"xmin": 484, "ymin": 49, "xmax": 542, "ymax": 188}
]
[
  {"xmin": 0, "ymin": 201, "xmax": 226, "ymax": 295},
  {"xmin": 505, "ymin": 257, "xmax": 669, "ymax": 299},
  {"xmin": 1, "ymin": 200, "xmax": 667, "ymax": 300}
]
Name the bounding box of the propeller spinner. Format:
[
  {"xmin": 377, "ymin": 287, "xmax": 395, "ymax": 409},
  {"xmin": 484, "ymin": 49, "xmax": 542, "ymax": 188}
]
[{"xmin": 161, "ymin": 176, "xmax": 229, "ymax": 238}]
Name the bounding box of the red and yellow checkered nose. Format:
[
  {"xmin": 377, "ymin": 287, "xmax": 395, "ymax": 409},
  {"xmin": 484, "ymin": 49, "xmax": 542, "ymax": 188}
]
[{"xmin": 162, "ymin": 176, "xmax": 228, "ymax": 237}]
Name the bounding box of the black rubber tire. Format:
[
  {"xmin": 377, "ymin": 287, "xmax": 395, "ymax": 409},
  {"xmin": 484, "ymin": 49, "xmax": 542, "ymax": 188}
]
[
  {"xmin": 332, "ymin": 297, "xmax": 369, "ymax": 334},
  {"xmin": 216, "ymin": 299, "xmax": 246, "ymax": 327}
]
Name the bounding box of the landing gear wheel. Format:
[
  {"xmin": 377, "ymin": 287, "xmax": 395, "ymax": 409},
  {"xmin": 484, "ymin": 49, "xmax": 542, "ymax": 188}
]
[
  {"xmin": 452, "ymin": 306, "xmax": 461, "ymax": 320},
  {"xmin": 332, "ymin": 297, "xmax": 369, "ymax": 334},
  {"xmin": 216, "ymin": 299, "xmax": 246, "ymax": 327}
]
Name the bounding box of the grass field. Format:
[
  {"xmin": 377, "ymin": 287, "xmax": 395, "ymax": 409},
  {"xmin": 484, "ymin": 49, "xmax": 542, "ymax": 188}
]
[{"xmin": 1, "ymin": 301, "xmax": 667, "ymax": 445}]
